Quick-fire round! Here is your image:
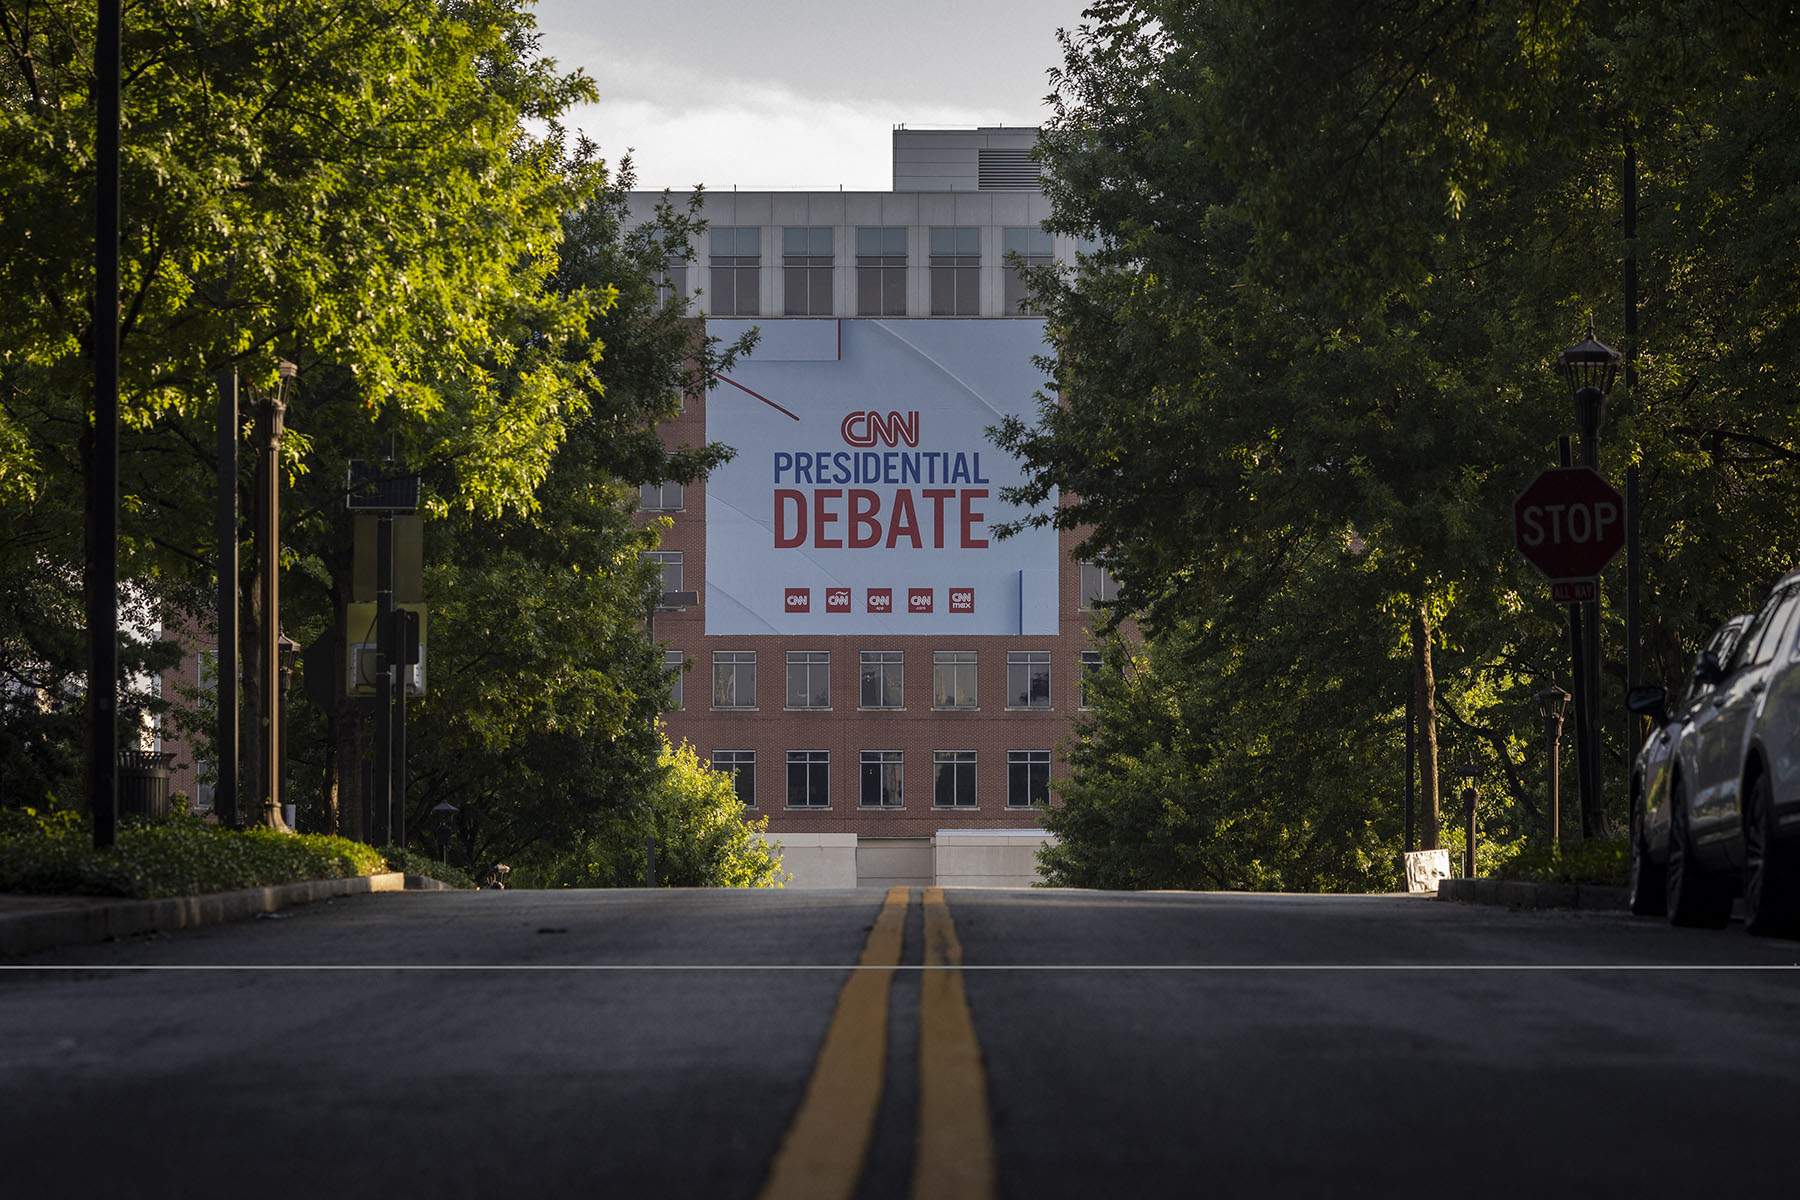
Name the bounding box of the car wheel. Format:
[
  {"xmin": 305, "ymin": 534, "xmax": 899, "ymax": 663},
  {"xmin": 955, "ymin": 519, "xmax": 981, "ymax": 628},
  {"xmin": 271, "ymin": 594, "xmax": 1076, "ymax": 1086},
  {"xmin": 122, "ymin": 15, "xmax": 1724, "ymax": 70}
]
[
  {"xmin": 1628, "ymin": 805, "xmax": 1667, "ymax": 918},
  {"xmin": 1743, "ymin": 773, "xmax": 1799, "ymax": 938},
  {"xmin": 1667, "ymin": 778, "xmax": 1732, "ymax": 929}
]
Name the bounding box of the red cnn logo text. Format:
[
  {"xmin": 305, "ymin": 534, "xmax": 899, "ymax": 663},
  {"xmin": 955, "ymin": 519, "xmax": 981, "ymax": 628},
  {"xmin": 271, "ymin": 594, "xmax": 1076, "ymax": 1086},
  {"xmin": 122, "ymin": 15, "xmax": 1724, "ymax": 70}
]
[{"xmin": 784, "ymin": 588, "xmax": 810, "ymax": 613}]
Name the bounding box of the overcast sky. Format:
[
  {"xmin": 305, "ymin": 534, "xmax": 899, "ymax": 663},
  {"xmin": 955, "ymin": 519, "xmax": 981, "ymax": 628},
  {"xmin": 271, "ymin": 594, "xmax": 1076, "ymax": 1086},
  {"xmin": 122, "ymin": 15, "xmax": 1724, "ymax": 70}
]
[{"xmin": 530, "ymin": 0, "xmax": 1093, "ymax": 191}]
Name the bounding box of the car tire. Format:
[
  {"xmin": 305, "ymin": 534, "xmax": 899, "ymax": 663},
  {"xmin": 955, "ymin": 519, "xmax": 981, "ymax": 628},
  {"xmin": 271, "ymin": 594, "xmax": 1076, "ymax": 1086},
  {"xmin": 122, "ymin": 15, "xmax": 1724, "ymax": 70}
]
[
  {"xmin": 1743, "ymin": 773, "xmax": 1799, "ymax": 938},
  {"xmin": 1667, "ymin": 779, "xmax": 1732, "ymax": 929},
  {"xmin": 1628, "ymin": 806, "xmax": 1667, "ymax": 918}
]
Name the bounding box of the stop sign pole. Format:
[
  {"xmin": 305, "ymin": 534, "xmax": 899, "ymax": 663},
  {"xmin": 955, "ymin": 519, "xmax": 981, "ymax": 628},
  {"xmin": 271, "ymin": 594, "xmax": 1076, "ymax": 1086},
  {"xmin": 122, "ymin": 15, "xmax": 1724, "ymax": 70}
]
[{"xmin": 1515, "ymin": 457, "xmax": 1625, "ymax": 842}]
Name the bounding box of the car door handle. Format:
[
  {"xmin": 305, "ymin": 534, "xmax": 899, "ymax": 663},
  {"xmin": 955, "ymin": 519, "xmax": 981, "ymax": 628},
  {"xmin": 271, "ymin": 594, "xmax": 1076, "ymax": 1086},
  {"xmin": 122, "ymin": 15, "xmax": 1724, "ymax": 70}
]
[{"xmin": 1750, "ymin": 681, "xmax": 1766, "ymax": 695}]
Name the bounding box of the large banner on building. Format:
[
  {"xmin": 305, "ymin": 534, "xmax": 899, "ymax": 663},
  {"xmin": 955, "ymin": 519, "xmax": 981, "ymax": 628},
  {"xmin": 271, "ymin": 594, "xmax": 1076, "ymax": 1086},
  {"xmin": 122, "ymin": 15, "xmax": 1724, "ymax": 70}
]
[{"xmin": 705, "ymin": 319, "xmax": 1059, "ymax": 636}]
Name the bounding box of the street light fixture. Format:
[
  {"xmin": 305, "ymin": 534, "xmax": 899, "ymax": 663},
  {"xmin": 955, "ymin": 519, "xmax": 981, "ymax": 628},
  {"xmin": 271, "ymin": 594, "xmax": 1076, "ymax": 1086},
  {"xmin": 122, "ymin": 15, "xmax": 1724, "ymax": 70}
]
[
  {"xmin": 1557, "ymin": 321, "xmax": 1622, "ymax": 466},
  {"xmin": 1535, "ymin": 683, "xmax": 1571, "ymax": 849}
]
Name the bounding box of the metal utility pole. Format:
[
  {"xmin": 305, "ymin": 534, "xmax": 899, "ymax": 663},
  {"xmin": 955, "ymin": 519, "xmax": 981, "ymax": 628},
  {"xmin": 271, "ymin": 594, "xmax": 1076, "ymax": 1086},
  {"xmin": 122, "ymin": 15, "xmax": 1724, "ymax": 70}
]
[
  {"xmin": 215, "ymin": 364, "xmax": 239, "ymax": 827},
  {"xmin": 88, "ymin": 0, "xmax": 121, "ymax": 848},
  {"xmin": 374, "ymin": 511, "xmax": 393, "ymax": 846}
]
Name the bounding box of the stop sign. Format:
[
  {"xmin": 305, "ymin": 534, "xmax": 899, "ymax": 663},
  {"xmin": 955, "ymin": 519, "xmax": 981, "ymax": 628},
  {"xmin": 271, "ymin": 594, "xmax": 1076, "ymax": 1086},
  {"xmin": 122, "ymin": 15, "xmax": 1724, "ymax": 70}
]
[{"xmin": 1514, "ymin": 468, "xmax": 1625, "ymax": 579}]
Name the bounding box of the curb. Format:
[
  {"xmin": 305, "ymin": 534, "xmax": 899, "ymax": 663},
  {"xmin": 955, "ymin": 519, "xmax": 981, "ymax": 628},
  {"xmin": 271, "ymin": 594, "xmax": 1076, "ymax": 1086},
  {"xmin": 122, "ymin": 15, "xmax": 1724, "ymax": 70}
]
[
  {"xmin": 1436, "ymin": 877, "xmax": 1628, "ymax": 912},
  {"xmin": 1, "ymin": 872, "xmax": 412, "ymax": 957}
]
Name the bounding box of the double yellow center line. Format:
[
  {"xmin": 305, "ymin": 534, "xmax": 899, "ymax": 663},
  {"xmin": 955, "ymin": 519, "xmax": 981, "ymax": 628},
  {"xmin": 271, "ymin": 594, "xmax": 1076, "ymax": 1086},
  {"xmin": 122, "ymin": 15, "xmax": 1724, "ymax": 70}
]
[{"xmin": 758, "ymin": 886, "xmax": 995, "ymax": 1200}]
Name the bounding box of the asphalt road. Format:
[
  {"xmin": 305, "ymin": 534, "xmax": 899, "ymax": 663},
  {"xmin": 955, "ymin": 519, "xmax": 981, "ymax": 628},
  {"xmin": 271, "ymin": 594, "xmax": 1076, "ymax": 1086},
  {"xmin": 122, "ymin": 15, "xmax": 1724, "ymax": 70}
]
[{"xmin": 4, "ymin": 888, "xmax": 1797, "ymax": 1199}]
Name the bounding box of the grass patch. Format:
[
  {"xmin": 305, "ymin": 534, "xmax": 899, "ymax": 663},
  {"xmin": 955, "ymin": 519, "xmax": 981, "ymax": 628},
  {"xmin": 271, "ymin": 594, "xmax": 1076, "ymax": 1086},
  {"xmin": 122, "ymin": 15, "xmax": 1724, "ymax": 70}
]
[
  {"xmin": 0, "ymin": 807, "xmax": 388, "ymax": 900},
  {"xmin": 1488, "ymin": 836, "xmax": 1628, "ymax": 888}
]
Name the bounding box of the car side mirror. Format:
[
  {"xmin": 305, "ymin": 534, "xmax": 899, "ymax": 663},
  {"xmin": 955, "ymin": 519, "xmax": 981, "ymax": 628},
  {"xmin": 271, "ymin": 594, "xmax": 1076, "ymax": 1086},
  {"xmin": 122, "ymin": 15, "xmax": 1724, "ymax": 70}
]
[
  {"xmin": 1626, "ymin": 684, "xmax": 1669, "ymax": 729},
  {"xmin": 1692, "ymin": 649, "xmax": 1726, "ymax": 688}
]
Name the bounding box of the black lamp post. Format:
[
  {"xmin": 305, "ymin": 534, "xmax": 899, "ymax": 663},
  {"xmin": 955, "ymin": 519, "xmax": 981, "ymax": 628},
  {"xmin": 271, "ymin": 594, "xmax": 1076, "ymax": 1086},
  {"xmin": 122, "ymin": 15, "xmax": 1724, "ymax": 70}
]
[
  {"xmin": 1457, "ymin": 757, "xmax": 1480, "ymax": 879},
  {"xmin": 1535, "ymin": 683, "xmax": 1571, "ymax": 849},
  {"xmin": 1556, "ymin": 322, "xmax": 1622, "ymax": 839}
]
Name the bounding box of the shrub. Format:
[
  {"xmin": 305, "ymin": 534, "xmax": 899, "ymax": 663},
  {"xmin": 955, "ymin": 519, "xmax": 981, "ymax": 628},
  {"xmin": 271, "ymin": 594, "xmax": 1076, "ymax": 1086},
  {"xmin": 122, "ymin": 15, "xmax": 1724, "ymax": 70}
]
[
  {"xmin": 522, "ymin": 740, "xmax": 787, "ymax": 888},
  {"xmin": 379, "ymin": 845, "xmax": 478, "ymax": 889},
  {"xmin": 0, "ymin": 808, "xmax": 389, "ymax": 899},
  {"xmin": 1488, "ymin": 836, "xmax": 1628, "ymax": 887}
]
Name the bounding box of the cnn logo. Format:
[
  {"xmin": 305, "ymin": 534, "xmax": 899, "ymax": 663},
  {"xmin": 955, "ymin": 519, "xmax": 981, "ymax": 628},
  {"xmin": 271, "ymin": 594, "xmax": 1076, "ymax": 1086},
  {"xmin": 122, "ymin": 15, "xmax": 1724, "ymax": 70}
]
[
  {"xmin": 826, "ymin": 588, "xmax": 851, "ymax": 612},
  {"xmin": 785, "ymin": 588, "xmax": 810, "ymax": 612},
  {"xmin": 908, "ymin": 588, "xmax": 934, "ymax": 613},
  {"xmin": 949, "ymin": 588, "xmax": 974, "ymax": 613},
  {"xmin": 867, "ymin": 589, "xmax": 893, "ymax": 613}
]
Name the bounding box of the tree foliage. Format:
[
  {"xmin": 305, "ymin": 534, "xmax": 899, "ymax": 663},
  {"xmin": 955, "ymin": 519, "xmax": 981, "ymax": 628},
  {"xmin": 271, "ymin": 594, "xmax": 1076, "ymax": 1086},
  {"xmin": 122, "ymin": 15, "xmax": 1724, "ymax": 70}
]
[
  {"xmin": 521, "ymin": 740, "xmax": 787, "ymax": 889},
  {"xmin": 1013, "ymin": 1, "xmax": 1800, "ymax": 889}
]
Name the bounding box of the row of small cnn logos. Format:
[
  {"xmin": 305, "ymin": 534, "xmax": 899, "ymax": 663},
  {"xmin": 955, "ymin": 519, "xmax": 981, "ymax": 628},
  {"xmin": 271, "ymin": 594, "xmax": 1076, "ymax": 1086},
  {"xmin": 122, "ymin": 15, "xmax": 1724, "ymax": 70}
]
[{"xmin": 786, "ymin": 587, "xmax": 975, "ymax": 614}]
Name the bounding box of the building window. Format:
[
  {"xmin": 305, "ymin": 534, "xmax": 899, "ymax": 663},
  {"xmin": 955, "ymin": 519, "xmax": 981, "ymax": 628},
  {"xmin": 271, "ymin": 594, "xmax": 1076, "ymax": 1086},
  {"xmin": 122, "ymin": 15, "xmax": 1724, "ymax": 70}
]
[
  {"xmin": 934, "ymin": 750, "xmax": 977, "ymax": 808},
  {"xmin": 860, "ymin": 750, "xmax": 904, "ymax": 808},
  {"xmin": 713, "ymin": 749, "xmax": 755, "ymax": 807},
  {"xmin": 933, "ymin": 650, "xmax": 977, "ymax": 709},
  {"xmin": 643, "ymin": 550, "xmax": 682, "ymax": 594},
  {"xmin": 1080, "ymin": 561, "xmax": 1119, "ymax": 609},
  {"xmin": 856, "ymin": 226, "xmax": 907, "ymax": 316},
  {"xmin": 713, "ymin": 651, "xmax": 756, "ymax": 709},
  {"xmin": 1079, "ymin": 650, "xmax": 1103, "ymax": 710},
  {"xmin": 1007, "ymin": 749, "xmax": 1051, "ymax": 808},
  {"xmin": 710, "ymin": 226, "xmax": 760, "ymax": 316},
  {"xmin": 786, "ymin": 650, "xmax": 831, "ymax": 709},
  {"xmin": 1003, "ymin": 227, "xmax": 1053, "ymax": 315},
  {"xmin": 1007, "ymin": 651, "xmax": 1051, "ymax": 710},
  {"xmin": 860, "ymin": 650, "xmax": 904, "ymax": 709},
  {"xmin": 638, "ymin": 481, "xmax": 683, "ymax": 511},
  {"xmin": 787, "ymin": 750, "xmax": 830, "ymax": 808},
  {"xmin": 652, "ymin": 257, "xmax": 688, "ymax": 310},
  {"xmin": 930, "ymin": 227, "xmax": 981, "ymax": 316},
  {"xmin": 664, "ymin": 649, "xmax": 684, "ymax": 710},
  {"xmin": 783, "ymin": 226, "xmax": 833, "ymax": 316}
]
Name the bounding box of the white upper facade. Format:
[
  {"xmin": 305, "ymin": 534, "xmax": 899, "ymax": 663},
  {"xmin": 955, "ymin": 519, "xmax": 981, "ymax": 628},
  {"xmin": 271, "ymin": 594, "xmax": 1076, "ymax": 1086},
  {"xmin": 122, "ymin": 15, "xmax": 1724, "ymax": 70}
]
[{"xmin": 625, "ymin": 127, "xmax": 1071, "ymax": 320}]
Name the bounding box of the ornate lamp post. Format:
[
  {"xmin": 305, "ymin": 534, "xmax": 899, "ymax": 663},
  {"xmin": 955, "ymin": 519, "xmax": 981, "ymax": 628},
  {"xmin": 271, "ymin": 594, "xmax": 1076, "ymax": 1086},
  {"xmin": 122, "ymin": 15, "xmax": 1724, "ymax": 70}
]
[
  {"xmin": 1555, "ymin": 323, "xmax": 1622, "ymax": 839},
  {"xmin": 255, "ymin": 361, "xmax": 298, "ymax": 830},
  {"xmin": 1535, "ymin": 683, "xmax": 1571, "ymax": 849}
]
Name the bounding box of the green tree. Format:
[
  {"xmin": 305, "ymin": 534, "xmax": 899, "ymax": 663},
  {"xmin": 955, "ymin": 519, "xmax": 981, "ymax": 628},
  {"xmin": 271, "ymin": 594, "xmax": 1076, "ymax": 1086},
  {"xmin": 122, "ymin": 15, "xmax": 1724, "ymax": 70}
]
[
  {"xmin": 1, "ymin": 0, "xmax": 604, "ymax": 813},
  {"xmin": 1011, "ymin": 1, "xmax": 1800, "ymax": 888},
  {"xmin": 523, "ymin": 740, "xmax": 786, "ymax": 889}
]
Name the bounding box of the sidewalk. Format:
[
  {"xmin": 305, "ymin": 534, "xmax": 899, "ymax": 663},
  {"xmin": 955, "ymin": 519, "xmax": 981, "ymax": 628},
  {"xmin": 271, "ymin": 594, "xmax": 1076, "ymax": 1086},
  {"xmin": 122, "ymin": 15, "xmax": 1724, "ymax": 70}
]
[
  {"xmin": 0, "ymin": 872, "xmax": 453, "ymax": 957},
  {"xmin": 1437, "ymin": 877, "xmax": 1628, "ymax": 911}
]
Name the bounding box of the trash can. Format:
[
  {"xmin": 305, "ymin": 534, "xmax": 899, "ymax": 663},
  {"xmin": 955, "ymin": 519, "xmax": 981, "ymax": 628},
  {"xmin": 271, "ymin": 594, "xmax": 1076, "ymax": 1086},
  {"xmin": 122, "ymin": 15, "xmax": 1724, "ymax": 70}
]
[{"xmin": 118, "ymin": 750, "xmax": 175, "ymax": 819}]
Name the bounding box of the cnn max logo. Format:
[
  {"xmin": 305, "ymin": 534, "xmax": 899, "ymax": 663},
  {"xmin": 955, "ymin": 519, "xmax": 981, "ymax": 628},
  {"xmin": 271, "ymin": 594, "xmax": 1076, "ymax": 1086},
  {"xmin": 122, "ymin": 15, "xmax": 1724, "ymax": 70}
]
[
  {"xmin": 908, "ymin": 588, "xmax": 934, "ymax": 613},
  {"xmin": 825, "ymin": 588, "xmax": 851, "ymax": 613},
  {"xmin": 784, "ymin": 588, "xmax": 810, "ymax": 612},
  {"xmin": 867, "ymin": 589, "xmax": 893, "ymax": 613},
  {"xmin": 949, "ymin": 588, "xmax": 974, "ymax": 613}
]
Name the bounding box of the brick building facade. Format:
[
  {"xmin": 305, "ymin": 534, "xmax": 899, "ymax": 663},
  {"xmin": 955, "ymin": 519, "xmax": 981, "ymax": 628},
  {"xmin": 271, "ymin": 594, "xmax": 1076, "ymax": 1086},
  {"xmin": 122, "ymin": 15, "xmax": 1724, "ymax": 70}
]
[{"xmin": 630, "ymin": 129, "xmax": 1107, "ymax": 885}]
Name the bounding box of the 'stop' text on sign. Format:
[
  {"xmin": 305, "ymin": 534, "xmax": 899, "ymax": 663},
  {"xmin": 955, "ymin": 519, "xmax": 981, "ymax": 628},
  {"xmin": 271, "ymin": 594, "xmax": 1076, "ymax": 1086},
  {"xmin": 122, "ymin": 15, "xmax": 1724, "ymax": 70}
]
[{"xmin": 1513, "ymin": 467, "xmax": 1626, "ymax": 580}]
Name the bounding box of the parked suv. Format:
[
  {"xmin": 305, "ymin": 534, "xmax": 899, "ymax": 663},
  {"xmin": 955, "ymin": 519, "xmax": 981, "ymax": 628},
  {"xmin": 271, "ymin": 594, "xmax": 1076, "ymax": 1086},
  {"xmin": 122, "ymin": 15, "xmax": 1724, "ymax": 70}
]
[
  {"xmin": 1628, "ymin": 570, "xmax": 1800, "ymax": 935},
  {"xmin": 1626, "ymin": 613, "xmax": 1751, "ymax": 917}
]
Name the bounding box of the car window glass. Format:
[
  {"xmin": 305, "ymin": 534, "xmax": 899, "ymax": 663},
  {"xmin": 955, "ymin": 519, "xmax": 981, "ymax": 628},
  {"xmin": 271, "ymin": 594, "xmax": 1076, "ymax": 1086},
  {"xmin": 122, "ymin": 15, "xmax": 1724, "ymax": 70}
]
[
  {"xmin": 1748, "ymin": 588, "xmax": 1800, "ymax": 666},
  {"xmin": 1727, "ymin": 590, "xmax": 1788, "ymax": 673}
]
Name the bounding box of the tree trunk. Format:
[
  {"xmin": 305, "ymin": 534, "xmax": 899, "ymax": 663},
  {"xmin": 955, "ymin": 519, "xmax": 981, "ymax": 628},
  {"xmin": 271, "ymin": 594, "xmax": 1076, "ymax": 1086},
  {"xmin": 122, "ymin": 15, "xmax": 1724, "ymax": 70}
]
[{"xmin": 1412, "ymin": 602, "xmax": 1441, "ymax": 851}]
